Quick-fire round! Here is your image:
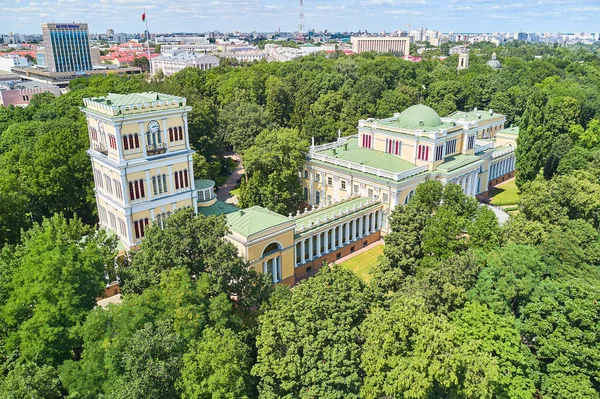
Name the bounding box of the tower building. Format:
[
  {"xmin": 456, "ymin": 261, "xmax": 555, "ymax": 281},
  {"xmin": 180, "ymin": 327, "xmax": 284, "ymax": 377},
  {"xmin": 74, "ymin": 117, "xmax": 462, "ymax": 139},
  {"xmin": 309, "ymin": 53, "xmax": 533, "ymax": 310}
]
[
  {"xmin": 81, "ymin": 92, "xmax": 197, "ymax": 250},
  {"xmin": 457, "ymin": 48, "xmax": 469, "ymax": 70},
  {"xmin": 41, "ymin": 23, "xmax": 93, "ymax": 72}
]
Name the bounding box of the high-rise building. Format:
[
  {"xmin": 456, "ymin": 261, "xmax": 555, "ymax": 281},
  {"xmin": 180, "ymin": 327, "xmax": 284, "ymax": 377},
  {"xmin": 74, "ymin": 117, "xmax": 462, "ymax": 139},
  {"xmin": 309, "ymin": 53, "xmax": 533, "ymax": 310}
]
[
  {"xmin": 81, "ymin": 92, "xmax": 198, "ymax": 250},
  {"xmin": 351, "ymin": 36, "xmax": 409, "ymax": 54},
  {"xmin": 41, "ymin": 23, "xmax": 93, "ymax": 72}
]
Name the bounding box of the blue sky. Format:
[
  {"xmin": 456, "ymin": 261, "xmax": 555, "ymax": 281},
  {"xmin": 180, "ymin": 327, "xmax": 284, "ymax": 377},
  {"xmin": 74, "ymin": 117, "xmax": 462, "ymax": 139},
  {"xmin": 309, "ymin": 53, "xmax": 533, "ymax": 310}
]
[{"xmin": 1, "ymin": 0, "xmax": 599, "ymax": 34}]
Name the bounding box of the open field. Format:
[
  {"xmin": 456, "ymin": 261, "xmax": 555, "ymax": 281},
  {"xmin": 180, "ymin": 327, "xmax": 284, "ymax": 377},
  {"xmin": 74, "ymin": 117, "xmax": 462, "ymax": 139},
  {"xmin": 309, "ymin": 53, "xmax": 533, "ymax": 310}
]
[
  {"xmin": 489, "ymin": 178, "xmax": 520, "ymax": 205},
  {"xmin": 339, "ymin": 244, "xmax": 384, "ymax": 283}
]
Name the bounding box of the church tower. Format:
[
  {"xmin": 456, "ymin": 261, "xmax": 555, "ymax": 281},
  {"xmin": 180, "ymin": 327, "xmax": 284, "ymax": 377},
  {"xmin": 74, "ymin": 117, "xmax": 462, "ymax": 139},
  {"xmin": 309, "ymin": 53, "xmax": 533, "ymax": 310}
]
[
  {"xmin": 457, "ymin": 49, "xmax": 469, "ymax": 70},
  {"xmin": 81, "ymin": 92, "xmax": 197, "ymax": 250}
]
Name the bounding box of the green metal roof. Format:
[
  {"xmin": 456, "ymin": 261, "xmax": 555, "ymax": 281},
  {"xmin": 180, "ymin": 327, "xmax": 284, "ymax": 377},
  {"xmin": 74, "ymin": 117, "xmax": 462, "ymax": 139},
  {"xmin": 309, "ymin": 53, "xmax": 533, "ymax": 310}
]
[
  {"xmin": 294, "ymin": 197, "xmax": 380, "ymax": 237},
  {"xmin": 396, "ymin": 104, "xmax": 442, "ymax": 128},
  {"xmin": 319, "ymin": 137, "xmax": 416, "ymax": 173},
  {"xmin": 195, "ymin": 179, "xmax": 215, "ymax": 190},
  {"xmin": 446, "ymin": 109, "xmax": 504, "ymax": 122},
  {"xmin": 436, "ymin": 153, "xmax": 481, "ymax": 172},
  {"xmin": 497, "ymin": 126, "xmax": 519, "ymax": 136},
  {"xmin": 226, "ymin": 206, "xmax": 291, "ymax": 237},
  {"xmin": 198, "ymin": 200, "xmax": 239, "ymax": 217},
  {"xmin": 88, "ymin": 92, "xmax": 183, "ymax": 107}
]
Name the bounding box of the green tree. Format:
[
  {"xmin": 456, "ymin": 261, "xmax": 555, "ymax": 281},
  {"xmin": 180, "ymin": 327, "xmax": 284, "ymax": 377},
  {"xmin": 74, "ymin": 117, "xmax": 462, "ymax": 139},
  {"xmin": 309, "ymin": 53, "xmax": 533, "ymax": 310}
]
[
  {"xmin": 252, "ymin": 266, "xmax": 371, "ymax": 399},
  {"xmin": 0, "ymin": 361, "xmax": 65, "ymax": 399},
  {"xmin": 239, "ymin": 128, "xmax": 309, "ymax": 215},
  {"xmin": 178, "ymin": 327, "xmax": 254, "ymax": 399},
  {"xmin": 469, "ymin": 244, "xmax": 548, "ymax": 316},
  {"xmin": 121, "ymin": 208, "xmax": 270, "ymax": 310},
  {"xmin": 1, "ymin": 214, "xmax": 113, "ymax": 366},
  {"xmin": 361, "ymin": 295, "xmax": 498, "ymax": 399},
  {"xmin": 218, "ymin": 101, "xmax": 275, "ymax": 153}
]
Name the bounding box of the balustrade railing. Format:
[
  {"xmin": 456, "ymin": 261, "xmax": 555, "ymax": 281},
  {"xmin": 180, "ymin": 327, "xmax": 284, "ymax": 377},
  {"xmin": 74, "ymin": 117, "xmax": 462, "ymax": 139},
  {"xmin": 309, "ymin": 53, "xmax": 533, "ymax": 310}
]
[{"xmin": 147, "ymin": 142, "xmax": 167, "ymax": 155}]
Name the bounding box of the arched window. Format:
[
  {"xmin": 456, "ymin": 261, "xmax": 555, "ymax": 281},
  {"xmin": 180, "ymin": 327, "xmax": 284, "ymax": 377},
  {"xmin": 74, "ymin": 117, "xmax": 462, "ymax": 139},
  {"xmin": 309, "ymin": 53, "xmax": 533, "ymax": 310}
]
[
  {"xmin": 178, "ymin": 126, "xmax": 183, "ymax": 141},
  {"xmin": 123, "ymin": 136, "xmax": 129, "ymax": 150},
  {"xmin": 168, "ymin": 127, "xmax": 173, "ymax": 142},
  {"xmin": 134, "ymin": 134, "xmax": 140, "ymax": 148},
  {"xmin": 129, "ymin": 135, "xmax": 134, "ymax": 149},
  {"xmin": 262, "ymin": 242, "xmax": 281, "ymax": 257}
]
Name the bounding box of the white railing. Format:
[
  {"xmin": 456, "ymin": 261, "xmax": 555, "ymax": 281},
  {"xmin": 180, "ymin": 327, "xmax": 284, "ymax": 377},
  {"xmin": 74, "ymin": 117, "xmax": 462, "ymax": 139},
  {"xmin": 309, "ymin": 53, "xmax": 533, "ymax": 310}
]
[
  {"xmin": 310, "ymin": 135, "xmax": 357, "ymax": 153},
  {"xmin": 492, "ymin": 146, "xmax": 515, "ymax": 159},
  {"xmin": 309, "ymin": 152, "xmax": 428, "ymax": 181},
  {"xmin": 474, "ymin": 142, "xmax": 495, "ymax": 153}
]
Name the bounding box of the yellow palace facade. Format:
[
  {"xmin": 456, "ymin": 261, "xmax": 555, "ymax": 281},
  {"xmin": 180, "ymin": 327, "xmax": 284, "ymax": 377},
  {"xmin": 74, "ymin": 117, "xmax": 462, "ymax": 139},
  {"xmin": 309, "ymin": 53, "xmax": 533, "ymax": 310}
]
[{"xmin": 83, "ymin": 93, "xmax": 517, "ymax": 286}]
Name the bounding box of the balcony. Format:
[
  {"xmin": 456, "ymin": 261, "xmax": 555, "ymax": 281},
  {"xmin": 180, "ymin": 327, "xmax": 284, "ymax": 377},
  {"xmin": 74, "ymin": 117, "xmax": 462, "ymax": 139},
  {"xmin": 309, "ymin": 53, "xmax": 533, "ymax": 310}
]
[
  {"xmin": 147, "ymin": 143, "xmax": 167, "ymax": 156},
  {"xmin": 92, "ymin": 143, "xmax": 108, "ymax": 156}
]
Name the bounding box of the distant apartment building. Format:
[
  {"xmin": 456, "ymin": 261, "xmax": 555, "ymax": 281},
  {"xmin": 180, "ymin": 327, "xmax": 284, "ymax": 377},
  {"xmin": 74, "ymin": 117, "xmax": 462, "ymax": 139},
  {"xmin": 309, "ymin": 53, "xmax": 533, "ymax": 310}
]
[
  {"xmin": 0, "ymin": 54, "xmax": 29, "ymax": 72},
  {"xmin": 90, "ymin": 47, "xmax": 101, "ymax": 65},
  {"xmin": 151, "ymin": 50, "xmax": 219, "ymax": 76},
  {"xmin": 41, "ymin": 23, "xmax": 93, "ymax": 72},
  {"xmin": 36, "ymin": 48, "xmax": 47, "ymax": 67},
  {"xmin": 160, "ymin": 44, "xmax": 218, "ymax": 53},
  {"xmin": 0, "ymin": 80, "xmax": 60, "ymax": 107},
  {"xmin": 156, "ymin": 36, "xmax": 209, "ymax": 45},
  {"xmin": 351, "ymin": 36, "xmax": 409, "ymax": 54},
  {"xmin": 218, "ymin": 47, "xmax": 266, "ymax": 62}
]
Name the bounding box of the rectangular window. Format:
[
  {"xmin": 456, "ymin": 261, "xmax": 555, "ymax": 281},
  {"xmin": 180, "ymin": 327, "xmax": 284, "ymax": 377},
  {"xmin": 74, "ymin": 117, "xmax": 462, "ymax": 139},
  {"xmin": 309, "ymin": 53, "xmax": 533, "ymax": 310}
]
[
  {"xmin": 435, "ymin": 144, "xmax": 444, "ymax": 161},
  {"xmin": 417, "ymin": 145, "xmax": 429, "ymax": 161},
  {"xmin": 304, "ymin": 170, "xmax": 309, "ymax": 179},
  {"xmin": 315, "ymin": 173, "xmax": 320, "ymax": 182},
  {"xmin": 327, "ymin": 195, "xmax": 332, "ymax": 204},
  {"xmin": 382, "ymin": 193, "xmax": 389, "ymax": 202},
  {"xmin": 327, "ymin": 176, "xmax": 333, "ymax": 186},
  {"xmin": 341, "ymin": 180, "xmax": 346, "ymax": 190},
  {"xmin": 445, "ymin": 139, "xmax": 457, "ymax": 155},
  {"xmin": 353, "ymin": 184, "xmax": 359, "ymax": 194},
  {"xmin": 368, "ymin": 189, "xmax": 373, "ymax": 198}
]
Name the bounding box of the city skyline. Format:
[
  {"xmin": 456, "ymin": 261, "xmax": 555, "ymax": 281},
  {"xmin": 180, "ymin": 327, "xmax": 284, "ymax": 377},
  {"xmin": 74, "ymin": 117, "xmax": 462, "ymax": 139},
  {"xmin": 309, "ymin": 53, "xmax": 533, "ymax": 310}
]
[{"xmin": 1, "ymin": 0, "xmax": 599, "ymax": 35}]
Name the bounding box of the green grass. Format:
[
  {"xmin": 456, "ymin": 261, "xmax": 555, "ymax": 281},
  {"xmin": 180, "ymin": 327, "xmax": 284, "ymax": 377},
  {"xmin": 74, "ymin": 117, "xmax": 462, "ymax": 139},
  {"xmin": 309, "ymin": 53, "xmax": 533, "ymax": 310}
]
[
  {"xmin": 339, "ymin": 245, "xmax": 384, "ymax": 283},
  {"xmin": 489, "ymin": 178, "xmax": 520, "ymax": 206}
]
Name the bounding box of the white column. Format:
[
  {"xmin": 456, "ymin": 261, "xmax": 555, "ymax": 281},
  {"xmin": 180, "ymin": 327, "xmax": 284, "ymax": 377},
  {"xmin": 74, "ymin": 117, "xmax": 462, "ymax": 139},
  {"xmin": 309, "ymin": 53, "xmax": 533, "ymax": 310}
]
[
  {"xmin": 345, "ymin": 222, "xmax": 350, "ymax": 243},
  {"xmin": 316, "ymin": 233, "xmax": 321, "ymax": 257},
  {"xmin": 294, "ymin": 243, "xmax": 297, "ymax": 265},
  {"xmin": 371, "ymin": 212, "xmax": 376, "ymax": 232},
  {"xmin": 466, "ymin": 174, "xmax": 473, "ymax": 197},
  {"xmin": 338, "ymin": 225, "xmax": 343, "ymax": 247},
  {"xmin": 358, "ymin": 216, "xmax": 363, "ymax": 238},
  {"xmin": 324, "ymin": 230, "xmax": 329, "ymax": 253},
  {"xmin": 378, "ymin": 211, "xmax": 383, "ymax": 231},
  {"xmin": 139, "ymin": 121, "xmax": 147, "ymax": 157},
  {"xmin": 308, "ymin": 236, "xmax": 313, "ymax": 260},
  {"xmin": 300, "ymin": 240, "xmax": 305, "ymax": 264}
]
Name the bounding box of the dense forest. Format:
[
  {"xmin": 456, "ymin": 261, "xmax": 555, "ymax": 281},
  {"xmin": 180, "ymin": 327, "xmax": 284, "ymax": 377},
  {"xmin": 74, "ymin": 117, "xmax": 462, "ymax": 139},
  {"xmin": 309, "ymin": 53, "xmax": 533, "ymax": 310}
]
[{"xmin": 0, "ymin": 42, "xmax": 600, "ymax": 398}]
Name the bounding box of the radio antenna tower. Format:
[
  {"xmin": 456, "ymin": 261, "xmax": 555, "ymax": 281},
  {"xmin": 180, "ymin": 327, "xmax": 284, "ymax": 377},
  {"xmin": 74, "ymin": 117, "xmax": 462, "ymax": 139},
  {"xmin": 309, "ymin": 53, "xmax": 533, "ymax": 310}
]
[{"xmin": 298, "ymin": 0, "xmax": 304, "ymax": 34}]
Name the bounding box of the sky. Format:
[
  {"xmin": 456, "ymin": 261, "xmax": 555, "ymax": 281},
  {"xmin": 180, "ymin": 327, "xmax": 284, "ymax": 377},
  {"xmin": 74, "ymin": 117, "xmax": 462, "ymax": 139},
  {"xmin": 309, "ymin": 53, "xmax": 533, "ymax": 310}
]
[{"xmin": 1, "ymin": 0, "xmax": 599, "ymax": 35}]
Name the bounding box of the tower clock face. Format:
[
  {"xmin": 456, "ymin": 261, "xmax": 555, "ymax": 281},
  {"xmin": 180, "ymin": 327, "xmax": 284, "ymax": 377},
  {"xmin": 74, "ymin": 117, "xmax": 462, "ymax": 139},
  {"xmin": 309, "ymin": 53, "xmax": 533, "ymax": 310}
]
[{"xmin": 148, "ymin": 120, "xmax": 160, "ymax": 134}]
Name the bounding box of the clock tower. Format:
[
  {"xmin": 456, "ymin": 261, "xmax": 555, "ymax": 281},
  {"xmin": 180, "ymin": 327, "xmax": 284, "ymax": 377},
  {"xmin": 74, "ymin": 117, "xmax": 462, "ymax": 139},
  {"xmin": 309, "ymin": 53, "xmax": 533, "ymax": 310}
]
[{"xmin": 81, "ymin": 92, "xmax": 198, "ymax": 250}]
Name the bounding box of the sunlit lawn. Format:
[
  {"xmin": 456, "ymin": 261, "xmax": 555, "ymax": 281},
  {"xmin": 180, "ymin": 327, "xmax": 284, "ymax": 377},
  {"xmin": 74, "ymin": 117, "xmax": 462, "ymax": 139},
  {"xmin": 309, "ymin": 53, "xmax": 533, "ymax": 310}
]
[
  {"xmin": 489, "ymin": 178, "xmax": 520, "ymax": 205},
  {"xmin": 339, "ymin": 245, "xmax": 384, "ymax": 283}
]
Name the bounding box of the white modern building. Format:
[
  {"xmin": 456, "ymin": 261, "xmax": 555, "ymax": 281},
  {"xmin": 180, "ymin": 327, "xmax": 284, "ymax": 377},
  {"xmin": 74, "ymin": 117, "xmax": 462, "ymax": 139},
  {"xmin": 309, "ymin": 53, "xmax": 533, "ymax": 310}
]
[
  {"xmin": 151, "ymin": 50, "xmax": 219, "ymax": 77},
  {"xmin": 0, "ymin": 54, "xmax": 29, "ymax": 72}
]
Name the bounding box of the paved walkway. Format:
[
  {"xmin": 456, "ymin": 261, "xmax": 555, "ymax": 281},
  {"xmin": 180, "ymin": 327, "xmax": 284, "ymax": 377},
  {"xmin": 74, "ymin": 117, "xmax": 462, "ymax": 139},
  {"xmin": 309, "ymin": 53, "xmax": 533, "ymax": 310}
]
[
  {"xmin": 486, "ymin": 204, "xmax": 510, "ymax": 225},
  {"xmin": 217, "ymin": 153, "xmax": 244, "ymax": 205},
  {"xmin": 335, "ymin": 239, "xmax": 384, "ymax": 265}
]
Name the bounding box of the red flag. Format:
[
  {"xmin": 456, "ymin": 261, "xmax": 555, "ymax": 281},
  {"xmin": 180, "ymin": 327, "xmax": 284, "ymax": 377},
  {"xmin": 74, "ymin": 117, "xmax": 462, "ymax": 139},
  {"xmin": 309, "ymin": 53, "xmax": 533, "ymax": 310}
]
[{"xmin": 141, "ymin": 12, "xmax": 146, "ymax": 22}]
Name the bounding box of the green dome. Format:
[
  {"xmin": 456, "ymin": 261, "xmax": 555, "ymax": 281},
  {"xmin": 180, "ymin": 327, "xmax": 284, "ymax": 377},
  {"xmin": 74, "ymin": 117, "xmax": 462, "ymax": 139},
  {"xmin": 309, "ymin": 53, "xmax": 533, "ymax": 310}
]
[{"xmin": 396, "ymin": 104, "xmax": 442, "ymax": 128}]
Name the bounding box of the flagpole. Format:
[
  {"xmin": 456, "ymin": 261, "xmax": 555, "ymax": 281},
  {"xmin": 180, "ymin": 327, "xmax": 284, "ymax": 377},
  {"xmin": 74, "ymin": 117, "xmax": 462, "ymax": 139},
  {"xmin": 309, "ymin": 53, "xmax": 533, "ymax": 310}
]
[{"xmin": 144, "ymin": 8, "xmax": 153, "ymax": 75}]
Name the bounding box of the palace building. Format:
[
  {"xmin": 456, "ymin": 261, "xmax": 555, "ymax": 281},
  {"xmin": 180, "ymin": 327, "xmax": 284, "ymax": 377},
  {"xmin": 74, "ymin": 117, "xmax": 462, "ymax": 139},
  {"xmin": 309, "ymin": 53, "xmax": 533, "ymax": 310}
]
[
  {"xmin": 301, "ymin": 104, "xmax": 517, "ymax": 232},
  {"xmin": 83, "ymin": 93, "xmax": 517, "ymax": 286}
]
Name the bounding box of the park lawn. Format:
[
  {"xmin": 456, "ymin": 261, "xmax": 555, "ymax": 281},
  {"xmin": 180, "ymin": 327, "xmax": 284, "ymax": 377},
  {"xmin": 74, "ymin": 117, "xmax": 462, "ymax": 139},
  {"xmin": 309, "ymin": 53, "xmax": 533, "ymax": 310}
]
[
  {"xmin": 489, "ymin": 178, "xmax": 520, "ymax": 205},
  {"xmin": 339, "ymin": 244, "xmax": 384, "ymax": 283}
]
